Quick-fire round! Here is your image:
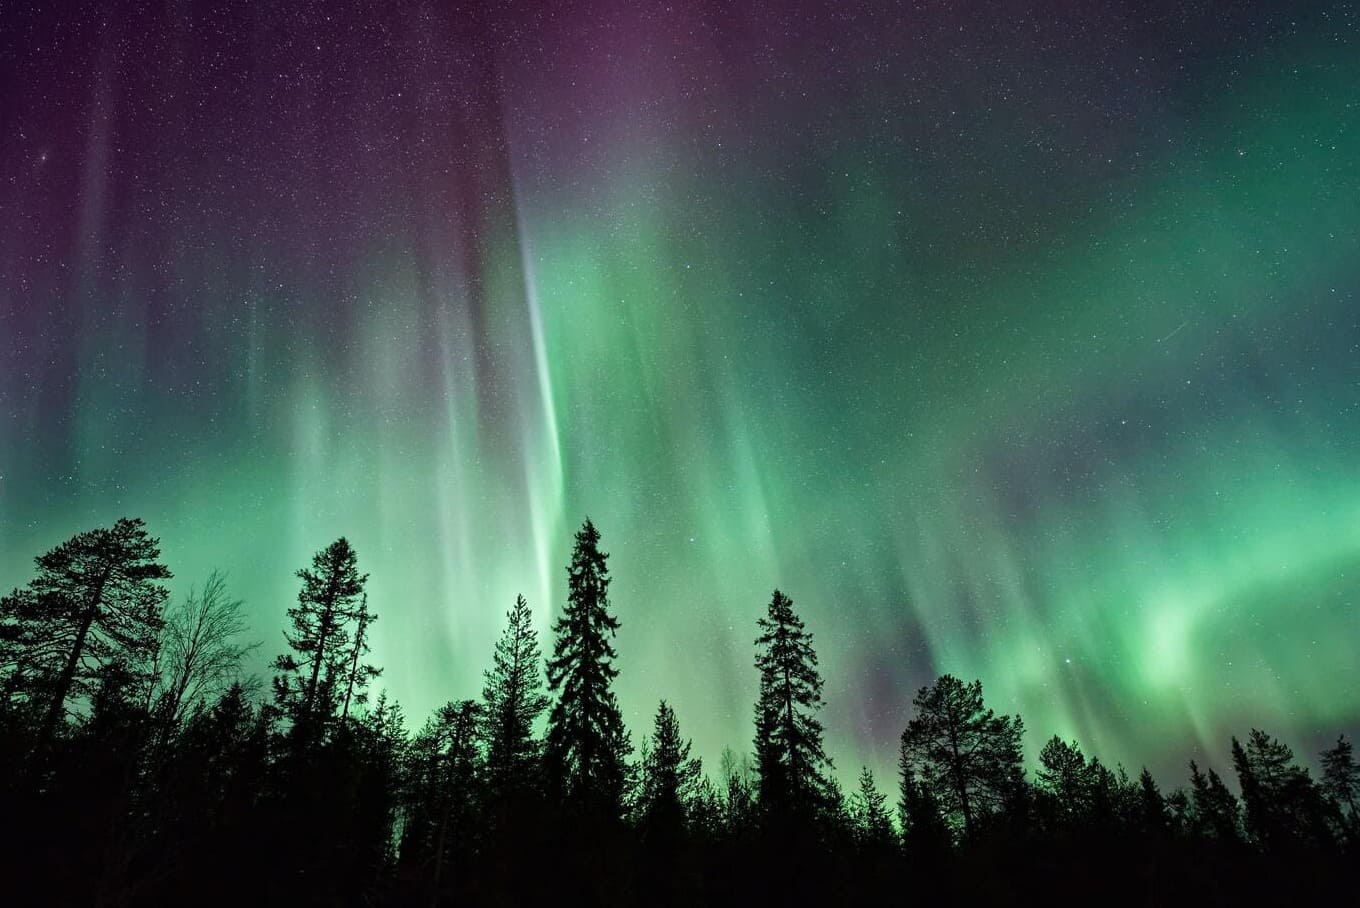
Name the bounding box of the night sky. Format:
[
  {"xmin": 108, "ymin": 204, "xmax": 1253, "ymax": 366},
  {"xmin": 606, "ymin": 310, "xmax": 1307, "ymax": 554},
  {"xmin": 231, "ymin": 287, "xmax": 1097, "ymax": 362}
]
[{"xmin": 3, "ymin": 1, "xmax": 1359, "ymax": 786}]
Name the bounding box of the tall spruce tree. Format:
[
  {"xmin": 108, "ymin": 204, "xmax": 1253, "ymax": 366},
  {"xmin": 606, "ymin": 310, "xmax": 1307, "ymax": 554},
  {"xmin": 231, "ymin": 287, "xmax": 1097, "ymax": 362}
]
[
  {"xmin": 898, "ymin": 674, "xmax": 1024, "ymax": 839},
  {"xmin": 482, "ymin": 594, "xmax": 548, "ymax": 796},
  {"xmin": 272, "ymin": 538, "xmax": 368, "ymax": 745},
  {"xmin": 544, "ymin": 518, "xmax": 628, "ymax": 816},
  {"xmin": 0, "ymin": 517, "xmax": 171, "ymax": 754},
  {"xmin": 752, "ymin": 588, "xmax": 830, "ymax": 819}
]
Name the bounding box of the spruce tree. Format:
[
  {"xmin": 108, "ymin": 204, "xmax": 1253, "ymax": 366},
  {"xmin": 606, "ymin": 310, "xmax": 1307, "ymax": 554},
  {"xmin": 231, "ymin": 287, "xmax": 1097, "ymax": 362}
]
[
  {"xmin": 1319, "ymin": 735, "xmax": 1358, "ymax": 824},
  {"xmin": 1188, "ymin": 760, "xmax": 1242, "ymax": 843},
  {"xmin": 0, "ymin": 517, "xmax": 171, "ymax": 754},
  {"xmin": 544, "ymin": 518, "xmax": 629, "ymax": 817},
  {"xmin": 482, "ymin": 594, "xmax": 548, "ymax": 797},
  {"xmin": 1138, "ymin": 766, "xmax": 1169, "ymax": 835},
  {"xmin": 850, "ymin": 766, "xmax": 896, "ymax": 851},
  {"xmin": 752, "ymin": 588, "xmax": 830, "ymax": 819},
  {"xmin": 639, "ymin": 699, "xmax": 701, "ymax": 838}
]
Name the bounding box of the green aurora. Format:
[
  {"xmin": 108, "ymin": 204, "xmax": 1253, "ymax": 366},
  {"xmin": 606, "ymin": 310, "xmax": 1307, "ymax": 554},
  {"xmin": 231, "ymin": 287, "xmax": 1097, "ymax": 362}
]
[{"xmin": 2, "ymin": 2, "xmax": 1358, "ymax": 787}]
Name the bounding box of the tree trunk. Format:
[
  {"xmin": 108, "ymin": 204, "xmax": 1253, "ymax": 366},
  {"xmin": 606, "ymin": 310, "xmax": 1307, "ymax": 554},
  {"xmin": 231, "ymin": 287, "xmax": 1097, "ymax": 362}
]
[{"xmin": 36, "ymin": 568, "xmax": 111, "ymax": 757}]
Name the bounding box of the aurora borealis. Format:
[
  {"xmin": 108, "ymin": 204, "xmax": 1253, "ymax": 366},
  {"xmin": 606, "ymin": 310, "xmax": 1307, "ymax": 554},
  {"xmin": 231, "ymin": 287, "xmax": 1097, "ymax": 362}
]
[{"xmin": 2, "ymin": 0, "xmax": 1359, "ymax": 787}]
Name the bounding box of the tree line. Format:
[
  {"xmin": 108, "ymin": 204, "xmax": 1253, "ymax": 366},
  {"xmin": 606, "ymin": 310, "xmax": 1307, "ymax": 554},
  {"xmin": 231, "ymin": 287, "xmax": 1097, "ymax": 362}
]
[{"xmin": 1, "ymin": 516, "xmax": 1356, "ymax": 905}]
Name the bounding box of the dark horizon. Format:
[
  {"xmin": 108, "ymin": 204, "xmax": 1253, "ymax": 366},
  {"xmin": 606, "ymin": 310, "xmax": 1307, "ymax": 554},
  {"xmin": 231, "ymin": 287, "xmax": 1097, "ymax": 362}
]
[{"xmin": 1, "ymin": 514, "xmax": 1356, "ymax": 905}]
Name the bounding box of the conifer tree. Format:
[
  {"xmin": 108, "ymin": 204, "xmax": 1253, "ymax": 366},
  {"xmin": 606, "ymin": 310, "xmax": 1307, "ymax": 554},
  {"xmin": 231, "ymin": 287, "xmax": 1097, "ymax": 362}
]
[
  {"xmin": 482, "ymin": 594, "xmax": 548, "ymax": 796},
  {"xmin": 1231, "ymin": 729, "xmax": 1330, "ymax": 848},
  {"xmin": 899, "ymin": 762, "xmax": 951, "ymax": 862},
  {"xmin": 1037, "ymin": 735, "xmax": 1090, "ymax": 822},
  {"xmin": 338, "ymin": 594, "xmax": 381, "ymax": 722},
  {"xmin": 850, "ymin": 766, "xmax": 896, "ymax": 850},
  {"xmin": 1138, "ymin": 767, "xmax": 1169, "ymax": 834},
  {"xmin": 400, "ymin": 700, "xmax": 482, "ymax": 892},
  {"xmin": 544, "ymin": 519, "xmax": 629, "ymax": 817},
  {"xmin": 0, "ymin": 517, "xmax": 171, "ymax": 754},
  {"xmin": 1188, "ymin": 760, "xmax": 1242, "ymax": 843},
  {"xmin": 271, "ymin": 538, "xmax": 368, "ymax": 745},
  {"xmin": 639, "ymin": 699, "xmax": 702, "ymax": 838},
  {"xmin": 898, "ymin": 674, "xmax": 1024, "ymax": 839},
  {"xmin": 1319, "ymin": 735, "xmax": 1358, "ymax": 825},
  {"xmin": 752, "ymin": 588, "xmax": 829, "ymax": 819}
]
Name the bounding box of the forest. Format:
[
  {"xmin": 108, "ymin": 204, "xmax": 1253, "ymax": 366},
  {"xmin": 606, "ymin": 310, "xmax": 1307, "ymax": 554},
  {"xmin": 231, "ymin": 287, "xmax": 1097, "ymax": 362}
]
[{"xmin": 1, "ymin": 516, "xmax": 1356, "ymax": 906}]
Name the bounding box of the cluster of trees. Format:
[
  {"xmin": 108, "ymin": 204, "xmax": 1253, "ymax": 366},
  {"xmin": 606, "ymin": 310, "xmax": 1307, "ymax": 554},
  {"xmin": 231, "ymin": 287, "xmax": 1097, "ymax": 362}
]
[{"xmin": 1, "ymin": 516, "xmax": 1357, "ymax": 905}]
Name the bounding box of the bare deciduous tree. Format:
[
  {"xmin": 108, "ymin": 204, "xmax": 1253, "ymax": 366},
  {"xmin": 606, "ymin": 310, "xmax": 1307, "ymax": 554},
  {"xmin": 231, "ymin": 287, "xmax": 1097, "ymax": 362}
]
[{"xmin": 151, "ymin": 571, "xmax": 257, "ymax": 728}]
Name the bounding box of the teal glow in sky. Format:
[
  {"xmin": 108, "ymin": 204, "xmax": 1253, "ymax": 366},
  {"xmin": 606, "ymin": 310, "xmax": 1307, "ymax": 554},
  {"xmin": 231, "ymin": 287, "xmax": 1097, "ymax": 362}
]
[{"xmin": 2, "ymin": 1, "xmax": 1358, "ymax": 786}]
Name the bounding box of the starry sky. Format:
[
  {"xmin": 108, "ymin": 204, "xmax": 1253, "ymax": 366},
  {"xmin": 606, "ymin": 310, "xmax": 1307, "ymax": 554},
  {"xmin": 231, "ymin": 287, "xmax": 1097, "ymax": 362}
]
[{"xmin": 3, "ymin": 1, "xmax": 1359, "ymax": 787}]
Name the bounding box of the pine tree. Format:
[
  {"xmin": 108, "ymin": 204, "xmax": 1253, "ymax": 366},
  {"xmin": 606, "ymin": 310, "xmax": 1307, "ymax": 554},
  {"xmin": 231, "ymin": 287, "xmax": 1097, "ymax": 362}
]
[
  {"xmin": 271, "ymin": 538, "xmax": 368, "ymax": 746},
  {"xmin": 0, "ymin": 517, "xmax": 171, "ymax": 755},
  {"xmin": 752, "ymin": 589, "xmax": 830, "ymax": 819},
  {"xmin": 482, "ymin": 594, "xmax": 548, "ymax": 797},
  {"xmin": 1036, "ymin": 735, "xmax": 1090, "ymax": 822},
  {"xmin": 544, "ymin": 518, "xmax": 629, "ymax": 817},
  {"xmin": 898, "ymin": 674, "xmax": 1024, "ymax": 839}
]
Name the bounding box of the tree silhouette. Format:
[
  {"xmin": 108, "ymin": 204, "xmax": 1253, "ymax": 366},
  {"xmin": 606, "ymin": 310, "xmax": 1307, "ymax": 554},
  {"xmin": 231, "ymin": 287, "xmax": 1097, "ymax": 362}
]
[
  {"xmin": 544, "ymin": 518, "xmax": 629, "ymax": 818},
  {"xmin": 482, "ymin": 593, "xmax": 548, "ymax": 798},
  {"xmin": 1036, "ymin": 735, "xmax": 1090, "ymax": 824},
  {"xmin": 898, "ymin": 674, "xmax": 1024, "ymax": 839},
  {"xmin": 272, "ymin": 538, "xmax": 368, "ymax": 746},
  {"xmin": 1232, "ymin": 729, "xmax": 1331, "ymax": 849},
  {"xmin": 1137, "ymin": 766, "xmax": 1170, "ymax": 835},
  {"xmin": 0, "ymin": 517, "xmax": 171, "ymax": 757},
  {"xmin": 1, "ymin": 514, "xmax": 1358, "ymax": 905},
  {"xmin": 899, "ymin": 762, "xmax": 951, "ymax": 866},
  {"xmin": 150, "ymin": 570, "xmax": 256, "ymax": 734},
  {"xmin": 400, "ymin": 699, "xmax": 482, "ymax": 898},
  {"xmin": 337, "ymin": 594, "xmax": 381, "ymax": 722},
  {"xmin": 1189, "ymin": 760, "xmax": 1243, "ymax": 843},
  {"xmin": 719, "ymin": 746, "xmax": 757, "ymax": 839},
  {"xmin": 752, "ymin": 588, "xmax": 830, "ymax": 820},
  {"xmin": 638, "ymin": 699, "xmax": 702, "ymax": 839},
  {"xmin": 1320, "ymin": 735, "xmax": 1358, "ymax": 840},
  {"xmin": 850, "ymin": 766, "xmax": 896, "ymax": 851}
]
